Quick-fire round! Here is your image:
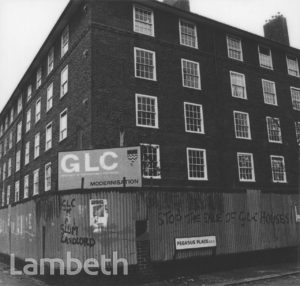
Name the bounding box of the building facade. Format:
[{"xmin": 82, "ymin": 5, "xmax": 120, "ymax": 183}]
[{"xmin": 0, "ymin": 0, "xmax": 299, "ymax": 272}]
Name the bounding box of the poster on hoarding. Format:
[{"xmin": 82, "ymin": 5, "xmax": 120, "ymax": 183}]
[
  {"xmin": 58, "ymin": 147, "xmax": 141, "ymax": 191},
  {"xmin": 295, "ymin": 205, "xmax": 300, "ymax": 223},
  {"xmin": 89, "ymin": 199, "xmax": 108, "ymax": 233}
]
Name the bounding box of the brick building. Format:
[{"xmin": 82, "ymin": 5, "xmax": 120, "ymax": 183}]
[{"xmin": 0, "ymin": 0, "xmax": 299, "ymax": 271}]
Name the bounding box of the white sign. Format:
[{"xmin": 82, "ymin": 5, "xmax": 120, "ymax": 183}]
[
  {"xmin": 58, "ymin": 147, "xmax": 141, "ymax": 190},
  {"xmin": 89, "ymin": 199, "xmax": 108, "ymax": 233},
  {"xmin": 175, "ymin": 236, "xmax": 217, "ymax": 250}
]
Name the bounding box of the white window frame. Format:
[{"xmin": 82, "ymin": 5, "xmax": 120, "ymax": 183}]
[
  {"xmin": 36, "ymin": 67, "xmax": 42, "ymax": 89},
  {"xmin": 140, "ymin": 144, "xmax": 161, "ymax": 179},
  {"xmin": 233, "ymin": 111, "xmax": 251, "ymax": 140},
  {"xmin": 181, "ymin": 59, "xmax": 201, "ymax": 90},
  {"xmin": 2, "ymin": 162, "xmax": 6, "ymax": 181},
  {"xmin": 16, "ymin": 121, "xmax": 22, "ymax": 143},
  {"xmin": 25, "ymin": 141, "xmax": 30, "ymax": 165},
  {"xmin": 262, "ymin": 79, "xmax": 277, "ymax": 106},
  {"xmin": 33, "ymin": 169, "xmax": 39, "ymax": 196},
  {"xmin": 184, "ymin": 102, "xmax": 204, "ymax": 134},
  {"xmin": 133, "ymin": 5, "xmax": 154, "ymax": 37},
  {"xmin": 295, "ymin": 122, "xmax": 300, "ymax": 143},
  {"xmin": 270, "ymin": 155, "xmax": 287, "ymax": 183},
  {"xmin": 59, "ymin": 109, "xmax": 68, "ymax": 142},
  {"xmin": 10, "ymin": 108, "xmax": 14, "ymax": 124},
  {"xmin": 26, "ymin": 109, "xmax": 31, "ymax": 132},
  {"xmin": 17, "ymin": 96, "xmax": 22, "ymax": 114},
  {"xmin": 286, "ymin": 55, "xmax": 300, "ymax": 77},
  {"xmin": 258, "ymin": 46, "xmax": 273, "ymax": 70},
  {"xmin": 24, "ymin": 175, "xmax": 29, "ymax": 199},
  {"xmin": 61, "ymin": 25, "xmax": 69, "ymax": 58},
  {"xmin": 6, "ymin": 185, "xmax": 10, "ymax": 205},
  {"xmin": 15, "ymin": 150, "xmax": 21, "ymax": 172},
  {"xmin": 60, "ymin": 65, "xmax": 68, "ymax": 98},
  {"xmin": 7, "ymin": 158, "xmax": 12, "ymax": 177},
  {"xmin": 237, "ymin": 152, "xmax": 255, "ymax": 182},
  {"xmin": 134, "ymin": 47, "xmax": 157, "ymax": 81},
  {"xmin": 230, "ymin": 71, "xmax": 247, "ymax": 99},
  {"xmin": 27, "ymin": 85, "xmax": 32, "ymax": 102},
  {"xmin": 15, "ymin": 181, "xmax": 20, "ymax": 202},
  {"xmin": 8, "ymin": 131, "xmax": 12, "ymax": 149},
  {"xmin": 34, "ymin": 133, "xmax": 40, "ymax": 159},
  {"xmin": 179, "ymin": 19, "xmax": 198, "ymax": 49},
  {"xmin": 45, "ymin": 162, "xmax": 51, "ymax": 192},
  {"xmin": 227, "ymin": 35, "xmax": 243, "ymax": 61},
  {"xmin": 266, "ymin": 116, "xmax": 282, "ymax": 143},
  {"xmin": 47, "ymin": 47, "xmax": 54, "ymax": 75},
  {"xmin": 35, "ymin": 98, "xmax": 41, "ymax": 123},
  {"xmin": 186, "ymin": 148, "xmax": 208, "ymax": 181},
  {"xmin": 291, "ymin": 87, "xmax": 300, "ymax": 111},
  {"xmin": 135, "ymin": 94, "xmax": 158, "ymax": 129},
  {"xmin": 47, "ymin": 83, "xmax": 53, "ymax": 112},
  {"xmin": 45, "ymin": 122, "xmax": 52, "ymax": 151}
]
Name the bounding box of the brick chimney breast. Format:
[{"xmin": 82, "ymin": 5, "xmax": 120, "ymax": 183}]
[
  {"xmin": 264, "ymin": 14, "xmax": 290, "ymax": 46},
  {"xmin": 163, "ymin": 0, "xmax": 190, "ymax": 11}
]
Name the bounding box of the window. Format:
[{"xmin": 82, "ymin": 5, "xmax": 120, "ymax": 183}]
[
  {"xmin": 233, "ymin": 111, "xmax": 251, "ymax": 139},
  {"xmin": 2, "ymin": 162, "xmax": 6, "ymax": 181},
  {"xmin": 45, "ymin": 162, "xmax": 51, "ymax": 191},
  {"xmin": 287, "ymin": 56, "xmax": 299, "ymax": 77},
  {"xmin": 141, "ymin": 144, "xmax": 161, "ymax": 179},
  {"xmin": 48, "ymin": 47, "xmax": 54, "ymax": 74},
  {"xmin": 33, "ymin": 169, "xmax": 39, "ymax": 196},
  {"xmin": 1, "ymin": 189, "xmax": 4, "ymax": 207},
  {"xmin": 8, "ymin": 132, "xmax": 12, "ymax": 149},
  {"xmin": 36, "ymin": 67, "xmax": 42, "ymax": 89},
  {"xmin": 179, "ymin": 20, "xmax": 198, "ymax": 48},
  {"xmin": 3, "ymin": 138, "xmax": 7, "ymax": 155},
  {"xmin": 8, "ymin": 158, "xmax": 12, "ymax": 177},
  {"xmin": 133, "ymin": 5, "xmax": 154, "ymax": 36},
  {"xmin": 135, "ymin": 94, "xmax": 158, "ymax": 128},
  {"xmin": 5, "ymin": 117, "xmax": 8, "ymax": 130},
  {"xmin": 270, "ymin": 156, "xmax": 286, "ymax": 183},
  {"xmin": 17, "ymin": 96, "xmax": 22, "ymax": 114},
  {"xmin": 237, "ymin": 153, "xmax": 255, "ymax": 182},
  {"xmin": 0, "ymin": 144, "xmax": 2, "ymax": 159},
  {"xmin": 35, "ymin": 98, "xmax": 41, "ymax": 123},
  {"xmin": 295, "ymin": 122, "xmax": 300, "ymax": 143},
  {"xmin": 47, "ymin": 83, "xmax": 53, "ymax": 111},
  {"xmin": 0, "ymin": 125, "xmax": 3, "ymax": 137},
  {"xmin": 10, "ymin": 108, "xmax": 14, "ymax": 124},
  {"xmin": 184, "ymin": 102, "xmax": 204, "ymax": 134},
  {"xmin": 291, "ymin": 87, "xmax": 300, "ymax": 111},
  {"xmin": 262, "ymin": 80, "xmax": 277, "ymax": 105},
  {"xmin": 60, "ymin": 66, "xmax": 68, "ymax": 97},
  {"xmin": 25, "ymin": 142, "xmax": 30, "ymax": 165},
  {"xmin": 258, "ymin": 46, "xmax": 273, "ymax": 69},
  {"xmin": 34, "ymin": 133, "xmax": 40, "ymax": 159},
  {"xmin": 15, "ymin": 181, "xmax": 20, "ymax": 202},
  {"xmin": 59, "ymin": 109, "xmax": 68, "ymax": 141},
  {"xmin": 15, "ymin": 150, "xmax": 20, "ymax": 172},
  {"xmin": 45, "ymin": 122, "xmax": 52, "ymax": 150},
  {"xmin": 26, "ymin": 109, "xmax": 31, "ymax": 132},
  {"xmin": 61, "ymin": 25, "xmax": 69, "ymax": 57},
  {"xmin": 266, "ymin": 117, "xmax": 282, "ymax": 143},
  {"xmin": 6, "ymin": 185, "xmax": 10, "ymax": 205},
  {"xmin": 230, "ymin": 71, "xmax": 247, "ymax": 99},
  {"xmin": 17, "ymin": 121, "xmax": 22, "ymax": 143},
  {"xmin": 27, "ymin": 85, "xmax": 32, "ymax": 102},
  {"xmin": 227, "ymin": 35, "xmax": 243, "ymax": 61},
  {"xmin": 24, "ymin": 175, "xmax": 29, "ymax": 199},
  {"xmin": 181, "ymin": 59, "xmax": 201, "ymax": 90},
  {"xmin": 187, "ymin": 148, "xmax": 207, "ymax": 180},
  {"xmin": 134, "ymin": 48, "xmax": 156, "ymax": 81}
]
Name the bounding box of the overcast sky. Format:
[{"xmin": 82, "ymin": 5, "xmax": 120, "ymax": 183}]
[{"xmin": 0, "ymin": 0, "xmax": 299, "ymax": 112}]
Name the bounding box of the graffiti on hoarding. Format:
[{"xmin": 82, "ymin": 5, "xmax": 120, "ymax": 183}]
[
  {"xmin": 158, "ymin": 209, "xmax": 294, "ymax": 227},
  {"xmin": 60, "ymin": 197, "xmax": 95, "ymax": 248}
]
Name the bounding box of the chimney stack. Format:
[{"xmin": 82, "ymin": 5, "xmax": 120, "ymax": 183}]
[
  {"xmin": 264, "ymin": 14, "xmax": 290, "ymax": 46},
  {"xmin": 163, "ymin": 0, "xmax": 190, "ymax": 11}
]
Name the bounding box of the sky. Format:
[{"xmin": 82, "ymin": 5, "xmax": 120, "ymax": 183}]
[{"xmin": 0, "ymin": 0, "xmax": 299, "ymax": 113}]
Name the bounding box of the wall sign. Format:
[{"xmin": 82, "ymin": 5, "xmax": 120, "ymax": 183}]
[
  {"xmin": 175, "ymin": 236, "xmax": 217, "ymax": 250},
  {"xmin": 89, "ymin": 199, "xmax": 108, "ymax": 233},
  {"xmin": 58, "ymin": 147, "xmax": 141, "ymax": 190}
]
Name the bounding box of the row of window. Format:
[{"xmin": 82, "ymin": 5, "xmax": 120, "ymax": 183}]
[
  {"xmin": 134, "ymin": 47, "xmax": 300, "ymax": 109},
  {"xmin": 0, "ymin": 26, "xmax": 69, "ymax": 138},
  {"xmin": 1, "ymin": 162, "xmax": 51, "ymax": 206},
  {"xmin": 0, "ymin": 110, "xmax": 67, "ymax": 183},
  {"xmin": 133, "ymin": 5, "xmax": 300, "ymax": 76}
]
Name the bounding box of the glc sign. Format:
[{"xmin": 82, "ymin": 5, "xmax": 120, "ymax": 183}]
[{"xmin": 58, "ymin": 147, "xmax": 141, "ymax": 190}]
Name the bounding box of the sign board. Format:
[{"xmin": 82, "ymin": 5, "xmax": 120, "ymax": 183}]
[
  {"xmin": 89, "ymin": 199, "xmax": 108, "ymax": 233},
  {"xmin": 175, "ymin": 236, "xmax": 217, "ymax": 250},
  {"xmin": 58, "ymin": 147, "xmax": 141, "ymax": 190}
]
